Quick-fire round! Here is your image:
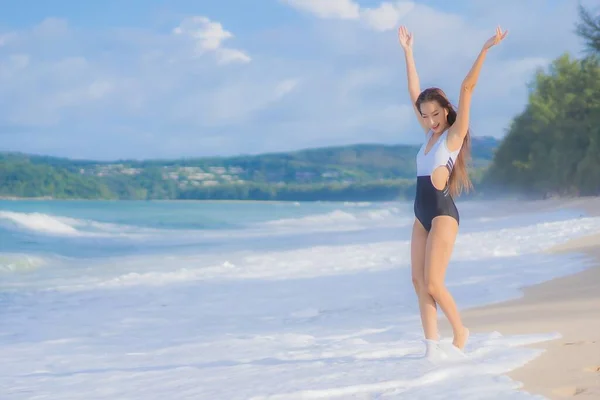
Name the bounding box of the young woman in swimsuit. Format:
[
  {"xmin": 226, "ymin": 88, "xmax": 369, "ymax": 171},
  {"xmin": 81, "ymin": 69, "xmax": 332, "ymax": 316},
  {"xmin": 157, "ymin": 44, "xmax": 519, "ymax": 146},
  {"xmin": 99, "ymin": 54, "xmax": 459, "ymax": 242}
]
[{"xmin": 398, "ymin": 25, "xmax": 508, "ymax": 352}]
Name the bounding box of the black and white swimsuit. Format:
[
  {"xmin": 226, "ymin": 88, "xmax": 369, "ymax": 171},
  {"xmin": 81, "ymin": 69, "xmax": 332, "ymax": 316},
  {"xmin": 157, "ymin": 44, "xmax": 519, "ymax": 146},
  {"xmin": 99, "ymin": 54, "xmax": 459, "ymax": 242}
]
[{"xmin": 413, "ymin": 129, "xmax": 461, "ymax": 231}]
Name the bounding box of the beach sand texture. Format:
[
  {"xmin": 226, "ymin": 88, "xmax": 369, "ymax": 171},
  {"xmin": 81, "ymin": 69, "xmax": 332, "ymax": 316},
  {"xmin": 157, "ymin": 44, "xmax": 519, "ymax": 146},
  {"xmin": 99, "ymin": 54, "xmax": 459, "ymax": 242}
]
[{"xmin": 455, "ymin": 197, "xmax": 600, "ymax": 399}]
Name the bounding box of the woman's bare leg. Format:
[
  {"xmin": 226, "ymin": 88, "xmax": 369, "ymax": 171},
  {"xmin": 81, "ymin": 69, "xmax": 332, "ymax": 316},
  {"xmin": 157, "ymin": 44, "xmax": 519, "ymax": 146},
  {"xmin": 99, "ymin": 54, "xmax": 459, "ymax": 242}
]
[
  {"xmin": 424, "ymin": 216, "xmax": 469, "ymax": 349},
  {"xmin": 411, "ymin": 219, "xmax": 439, "ymax": 340}
]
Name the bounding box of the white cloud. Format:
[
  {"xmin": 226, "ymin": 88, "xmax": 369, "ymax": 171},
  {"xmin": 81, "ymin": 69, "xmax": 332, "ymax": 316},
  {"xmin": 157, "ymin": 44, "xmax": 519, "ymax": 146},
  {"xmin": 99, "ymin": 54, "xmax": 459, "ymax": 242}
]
[
  {"xmin": 172, "ymin": 16, "xmax": 250, "ymax": 65},
  {"xmin": 0, "ymin": 53, "xmax": 30, "ymax": 78},
  {"xmin": 173, "ymin": 17, "xmax": 228, "ymax": 51},
  {"xmin": 360, "ymin": 1, "xmax": 416, "ymax": 32},
  {"xmin": 0, "ymin": 32, "xmax": 17, "ymax": 47},
  {"xmin": 282, "ymin": 0, "xmax": 416, "ymax": 31},
  {"xmin": 274, "ymin": 79, "xmax": 300, "ymax": 98},
  {"xmin": 282, "ymin": 0, "xmax": 360, "ymax": 19},
  {"xmin": 170, "ymin": 76, "xmax": 300, "ymax": 127},
  {"xmin": 216, "ymin": 48, "xmax": 251, "ymax": 65},
  {"xmin": 479, "ymin": 56, "xmax": 550, "ymax": 96},
  {"xmin": 88, "ymin": 80, "xmax": 114, "ymax": 99},
  {"xmin": 31, "ymin": 17, "xmax": 69, "ymax": 37}
]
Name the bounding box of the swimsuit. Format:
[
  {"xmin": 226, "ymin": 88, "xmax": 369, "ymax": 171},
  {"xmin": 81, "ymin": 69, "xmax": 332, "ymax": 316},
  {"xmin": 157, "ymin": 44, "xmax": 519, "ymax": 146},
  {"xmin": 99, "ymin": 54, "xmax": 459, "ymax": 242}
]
[{"xmin": 414, "ymin": 130, "xmax": 461, "ymax": 231}]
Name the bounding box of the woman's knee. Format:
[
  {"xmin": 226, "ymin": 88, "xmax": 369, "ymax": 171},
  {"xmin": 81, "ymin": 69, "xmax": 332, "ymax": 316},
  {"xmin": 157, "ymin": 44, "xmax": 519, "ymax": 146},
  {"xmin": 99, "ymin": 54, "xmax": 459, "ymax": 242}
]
[
  {"xmin": 412, "ymin": 275, "xmax": 427, "ymax": 294},
  {"xmin": 426, "ymin": 280, "xmax": 444, "ymax": 298}
]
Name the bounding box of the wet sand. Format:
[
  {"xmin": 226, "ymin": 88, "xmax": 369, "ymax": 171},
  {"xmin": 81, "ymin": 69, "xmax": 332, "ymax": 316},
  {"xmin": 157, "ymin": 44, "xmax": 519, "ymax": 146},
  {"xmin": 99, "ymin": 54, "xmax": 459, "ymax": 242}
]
[{"xmin": 461, "ymin": 197, "xmax": 600, "ymax": 398}]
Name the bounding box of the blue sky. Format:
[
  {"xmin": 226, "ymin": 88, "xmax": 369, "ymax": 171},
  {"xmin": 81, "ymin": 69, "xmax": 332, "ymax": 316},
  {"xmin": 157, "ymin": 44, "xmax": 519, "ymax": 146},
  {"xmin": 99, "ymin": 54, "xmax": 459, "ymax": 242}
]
[{"xmin": 0, "ymin": 0, "xmax": 593, "ymax": 160}]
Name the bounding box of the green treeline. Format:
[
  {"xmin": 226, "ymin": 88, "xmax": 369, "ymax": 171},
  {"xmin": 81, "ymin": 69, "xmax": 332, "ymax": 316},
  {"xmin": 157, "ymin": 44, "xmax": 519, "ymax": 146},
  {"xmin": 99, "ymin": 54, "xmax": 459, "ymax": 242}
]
[
  {"xmin": 482, "ymin": 5, "xmax": 600, "ymax": 198},
  {"xmin": 1, "ymin": 141, "xmax": 495, "ymax": 201},
  {"xmin": 0, "ymin": 155, "xmax": 113, "ymax": 199}
]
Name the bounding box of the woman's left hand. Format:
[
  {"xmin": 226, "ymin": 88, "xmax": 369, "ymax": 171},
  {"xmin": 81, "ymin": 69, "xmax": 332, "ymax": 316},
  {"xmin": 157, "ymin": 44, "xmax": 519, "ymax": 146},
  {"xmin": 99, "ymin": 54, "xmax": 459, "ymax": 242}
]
[{"xmin": 482, "ymin": 26, "xmax": 508, "ymax": 50}]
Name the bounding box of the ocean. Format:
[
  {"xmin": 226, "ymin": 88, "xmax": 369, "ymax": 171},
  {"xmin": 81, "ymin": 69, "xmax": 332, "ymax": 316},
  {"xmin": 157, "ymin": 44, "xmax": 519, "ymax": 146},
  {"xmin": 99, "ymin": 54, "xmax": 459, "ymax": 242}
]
[{"xmin": 1, "ymin": 198, "xmax": 599, "ymax": 399}]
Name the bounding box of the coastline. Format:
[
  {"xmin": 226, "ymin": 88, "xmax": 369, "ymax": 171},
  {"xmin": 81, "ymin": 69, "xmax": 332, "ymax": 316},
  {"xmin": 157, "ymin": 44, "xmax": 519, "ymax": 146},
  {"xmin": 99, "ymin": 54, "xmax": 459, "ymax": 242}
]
[{"xmin": 458, "ymin": 197, "xmax": 600, "ymax": 399}]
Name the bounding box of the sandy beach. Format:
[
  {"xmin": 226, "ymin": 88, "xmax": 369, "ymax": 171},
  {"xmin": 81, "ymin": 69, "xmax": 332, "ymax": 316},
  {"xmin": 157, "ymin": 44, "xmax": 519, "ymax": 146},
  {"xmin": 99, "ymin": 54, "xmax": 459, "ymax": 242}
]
[{"xmin": 456, "ymin": 197, "xmax": 600, "ymax": 399}]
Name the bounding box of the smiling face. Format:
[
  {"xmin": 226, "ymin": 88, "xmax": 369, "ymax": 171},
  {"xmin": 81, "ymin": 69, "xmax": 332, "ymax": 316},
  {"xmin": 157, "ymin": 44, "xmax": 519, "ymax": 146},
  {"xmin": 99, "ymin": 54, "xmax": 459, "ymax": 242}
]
[{"xmin": 419, "ymin": 100, "xmax": 449, "ymax": 134}]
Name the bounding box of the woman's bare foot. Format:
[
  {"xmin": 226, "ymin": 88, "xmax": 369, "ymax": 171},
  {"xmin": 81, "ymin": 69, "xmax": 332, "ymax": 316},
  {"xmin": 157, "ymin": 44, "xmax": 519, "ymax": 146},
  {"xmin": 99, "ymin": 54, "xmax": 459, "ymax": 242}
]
[{"xmin": 452, "ymin": 327, "xmax": 469, "ymax": 350}]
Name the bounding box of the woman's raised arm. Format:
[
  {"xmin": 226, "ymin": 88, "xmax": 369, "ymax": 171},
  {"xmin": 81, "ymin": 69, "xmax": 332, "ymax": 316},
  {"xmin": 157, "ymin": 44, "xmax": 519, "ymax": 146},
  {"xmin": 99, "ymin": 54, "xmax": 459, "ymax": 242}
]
[
  {"xmin": 448, "ymin": 26, "xmax": 508, "ymax": 150},
  {"xmin": 398, "ymin": 26, "xmax": 429, "ymax": 134}
]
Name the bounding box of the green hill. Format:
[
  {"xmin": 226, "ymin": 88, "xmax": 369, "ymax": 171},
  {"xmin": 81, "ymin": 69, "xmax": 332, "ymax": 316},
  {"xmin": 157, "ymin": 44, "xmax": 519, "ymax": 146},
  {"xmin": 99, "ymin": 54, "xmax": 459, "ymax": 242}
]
[{"xmin": 0, "ymin": 137, "xmax": 499, "ymax": 201}]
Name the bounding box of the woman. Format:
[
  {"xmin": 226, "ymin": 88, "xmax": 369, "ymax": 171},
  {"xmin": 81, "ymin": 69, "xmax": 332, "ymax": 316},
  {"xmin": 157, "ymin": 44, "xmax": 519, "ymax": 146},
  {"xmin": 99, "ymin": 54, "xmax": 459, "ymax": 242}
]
[{"xmin": 398, "ymin": 25, "xmax": 508, "ymax": 353}]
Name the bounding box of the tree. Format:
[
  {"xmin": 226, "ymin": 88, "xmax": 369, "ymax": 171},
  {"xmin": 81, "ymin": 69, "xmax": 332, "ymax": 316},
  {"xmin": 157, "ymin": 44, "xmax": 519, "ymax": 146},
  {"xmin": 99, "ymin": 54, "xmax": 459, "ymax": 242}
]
[
  {"xmin": 576, "ymin": 3, "xmax": 600, "ymax": 54},
  {"xmin": 482, "ymin": 53, "xmax": 600, "ymax": 197}
]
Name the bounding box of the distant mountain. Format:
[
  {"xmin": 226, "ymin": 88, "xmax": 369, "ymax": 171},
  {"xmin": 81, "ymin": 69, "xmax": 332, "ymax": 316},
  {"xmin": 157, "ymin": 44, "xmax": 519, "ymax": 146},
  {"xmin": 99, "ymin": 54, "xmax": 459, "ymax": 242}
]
[{"xmin": 0, "ymin": 136, "xmax": 500, "ymax": 201}]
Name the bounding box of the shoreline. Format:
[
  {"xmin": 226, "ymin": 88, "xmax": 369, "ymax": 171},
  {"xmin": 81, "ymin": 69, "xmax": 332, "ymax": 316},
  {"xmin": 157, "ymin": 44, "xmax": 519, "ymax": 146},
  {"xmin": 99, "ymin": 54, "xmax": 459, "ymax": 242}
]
[
  {"xmin": 457, "ymin": 197, "xmax": 600, "ymax": 399},
  {"xmin": 0, "ymin": 194, "xmax": 597, "ymax": 203}
]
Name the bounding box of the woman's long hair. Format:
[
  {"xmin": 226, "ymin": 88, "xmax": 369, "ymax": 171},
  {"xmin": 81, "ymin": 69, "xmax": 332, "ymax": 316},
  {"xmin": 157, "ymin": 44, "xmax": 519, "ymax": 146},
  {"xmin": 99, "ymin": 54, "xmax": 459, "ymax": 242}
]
[{"xmin": 416, "ymin": 87, "xmax": 473, "ymax": 197}]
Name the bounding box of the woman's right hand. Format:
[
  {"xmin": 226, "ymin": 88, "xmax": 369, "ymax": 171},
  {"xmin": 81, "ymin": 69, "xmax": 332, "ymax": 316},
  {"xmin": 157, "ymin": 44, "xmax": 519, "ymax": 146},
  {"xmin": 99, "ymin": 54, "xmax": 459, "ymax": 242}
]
[
  {"xmin": 398, "ymin": 26, "xmax": 413, "ymax": 51},
  {"xmin": 482, "ymin": 26, "xmax": 508, "ymax": 51}
]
